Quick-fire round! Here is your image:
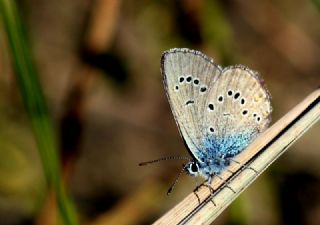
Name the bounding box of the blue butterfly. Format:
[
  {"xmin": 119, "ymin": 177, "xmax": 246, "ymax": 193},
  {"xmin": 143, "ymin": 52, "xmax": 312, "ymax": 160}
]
[{"xmin": 141, "ymin": 48, "xmax": 272, "ymax": 193}]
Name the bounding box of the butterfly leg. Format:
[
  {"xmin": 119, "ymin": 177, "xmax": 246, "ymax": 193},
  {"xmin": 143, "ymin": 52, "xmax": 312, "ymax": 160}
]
[
  {"xmin": 225, "ymin": 168, "xmax": 235, "ymax": 174},
  {"xmin": 229, "ymin": 158, "xmax": 258, "ymax": 173},
  {"xmin": 193, "ymin": 183, "xmax": 215, "ymax": 205},
  {"xmin": 192, "ymin": 177, "xmax": 203, "ymax": 204},
  {"xmin": 192, "ymin": 189, "xmax": 201, "ymax": 204},
  {"xmin": 215, "ymin": 174, "xmax": 236, "ymax": 194},
  {"xmin": 205, "ymin": 175, "xmax": 217, "ymax": 206},
  {"xmin": 192, "ymin": 178, "xmax": 216, "ymax": 206}
]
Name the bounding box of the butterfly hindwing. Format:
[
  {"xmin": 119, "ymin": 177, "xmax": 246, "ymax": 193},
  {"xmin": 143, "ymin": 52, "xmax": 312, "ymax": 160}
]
[{"xmin": 202, "ymin": 65, "xmax": 272, "ymax": 159}]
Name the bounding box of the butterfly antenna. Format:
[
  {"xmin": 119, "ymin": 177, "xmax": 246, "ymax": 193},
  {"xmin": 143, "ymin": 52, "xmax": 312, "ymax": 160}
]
[
  {"xmin": 139, "ymin": 156, "xmax": 190, "ymax": 166},
  {"xmin": 167, "ymin": 165, "xmax": 186, "ymax": 195}
]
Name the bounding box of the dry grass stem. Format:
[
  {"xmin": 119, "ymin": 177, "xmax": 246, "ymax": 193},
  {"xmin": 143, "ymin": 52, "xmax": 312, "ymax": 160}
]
[{"xmin": 154, "ymin": 88, "xmax": 320, "ymax": 225}]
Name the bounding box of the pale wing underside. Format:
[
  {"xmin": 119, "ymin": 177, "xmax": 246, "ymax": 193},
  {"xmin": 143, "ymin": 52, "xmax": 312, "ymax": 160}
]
[
  {"xmin": 203, "ymin": 66, "xmax": 272, "ymax": 156},
  {"xmin": 161, "ymin": 48, "xmax": 221, "ymax": 160},
  {"xmin": 204, "ymin": 66, "xmax": 272, "ymax": 135}
]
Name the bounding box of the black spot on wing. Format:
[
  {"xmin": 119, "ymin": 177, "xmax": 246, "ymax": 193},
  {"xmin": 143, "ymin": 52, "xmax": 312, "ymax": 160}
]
[{"xmin": 185, "ymin": 100, "xmax": 195, "ymax": 105}]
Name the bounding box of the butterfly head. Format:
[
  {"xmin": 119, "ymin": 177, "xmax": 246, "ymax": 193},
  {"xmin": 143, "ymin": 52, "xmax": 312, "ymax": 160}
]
[{"xmin": 184, "ymin": 161, "xmax": 200, "ymax": 176}]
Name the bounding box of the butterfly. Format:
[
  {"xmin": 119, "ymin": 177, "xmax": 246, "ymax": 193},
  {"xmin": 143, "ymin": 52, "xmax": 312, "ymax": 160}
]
[{"xmin": 141, "ymin": 48, "xmax": 272, "ymax": 193}]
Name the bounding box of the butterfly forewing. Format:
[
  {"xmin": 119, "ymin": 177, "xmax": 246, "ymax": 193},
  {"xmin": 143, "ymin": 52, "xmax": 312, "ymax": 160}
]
[{"xmin": 161, "ymin": 48, "xmax": 221, "ymax": 161}]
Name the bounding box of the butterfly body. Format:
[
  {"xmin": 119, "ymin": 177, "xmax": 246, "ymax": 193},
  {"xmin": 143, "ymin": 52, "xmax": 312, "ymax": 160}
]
[
  {"xmin": 161, "ymin": 48, "xmax": 272, "ymax": 181},
  {"xmin": 185, "ymin": 131, "xmax": 256, "ymax": 180}
]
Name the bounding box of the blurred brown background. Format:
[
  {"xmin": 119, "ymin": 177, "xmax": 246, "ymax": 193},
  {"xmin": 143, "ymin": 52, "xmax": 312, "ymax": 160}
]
[{"xmin": 0, "ymin": 0, "xmax": 319, "ymax": 225}]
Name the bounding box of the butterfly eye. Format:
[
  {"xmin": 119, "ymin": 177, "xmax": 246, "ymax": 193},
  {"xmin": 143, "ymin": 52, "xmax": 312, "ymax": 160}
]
[
  {"xmin": 209, "ymin": 127, "xmax": 215, "ymax": 133},
  {"xmin": 241, "ymin": 98, "xmax": 246, "ymax": 105},
  {"xmin": 191, "ymin": 163, "xmax": 198, "ymax": 173},
  {"xmin": 179, "ymin": 76, "xmax": 185, "ymax": 83},
  {"xmin": 227, "ymin": 90, "xmax": 233, "ymax": 96}
]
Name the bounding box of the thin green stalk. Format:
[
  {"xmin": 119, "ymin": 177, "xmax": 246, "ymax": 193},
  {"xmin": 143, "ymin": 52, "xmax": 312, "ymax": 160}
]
[{"xmin": 0, "ymin": 1, "xmax": 78, "ymax": 225}]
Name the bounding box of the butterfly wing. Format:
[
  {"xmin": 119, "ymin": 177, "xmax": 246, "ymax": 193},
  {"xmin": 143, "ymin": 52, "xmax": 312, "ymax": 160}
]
[
  {"xmin": 203, "ymin": 65, "xmax": 272, "ymax": 158},
  {"xmin": 161, "ymin": 48, "xmax": 222, "ymax": 162}
]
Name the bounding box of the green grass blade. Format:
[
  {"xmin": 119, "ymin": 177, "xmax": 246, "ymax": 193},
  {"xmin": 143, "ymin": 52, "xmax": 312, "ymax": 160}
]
[{"xmin": 0, "ymin": 1, "xmax": 78, "ymax": 225}]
